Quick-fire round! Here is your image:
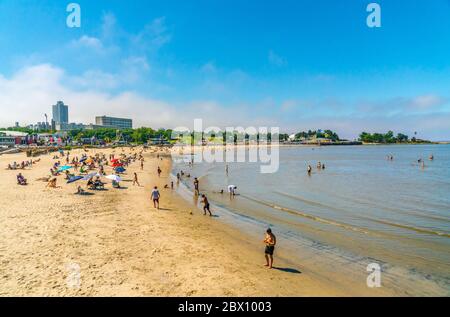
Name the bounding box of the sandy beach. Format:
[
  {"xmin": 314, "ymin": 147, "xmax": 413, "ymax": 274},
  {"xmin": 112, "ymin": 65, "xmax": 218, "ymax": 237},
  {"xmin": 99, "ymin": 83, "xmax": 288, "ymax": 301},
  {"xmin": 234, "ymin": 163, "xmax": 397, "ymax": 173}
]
[{"xmin": 0, "ymin": 147, "xmax": 395, "ymax": 296}]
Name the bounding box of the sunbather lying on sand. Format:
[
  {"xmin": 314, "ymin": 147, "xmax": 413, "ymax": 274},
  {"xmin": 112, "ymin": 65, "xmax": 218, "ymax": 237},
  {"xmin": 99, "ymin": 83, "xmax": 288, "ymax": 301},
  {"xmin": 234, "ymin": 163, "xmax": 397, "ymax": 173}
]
[{"xmin": 46, "ymin": 178, "xmax": 58, "ymax": 188}]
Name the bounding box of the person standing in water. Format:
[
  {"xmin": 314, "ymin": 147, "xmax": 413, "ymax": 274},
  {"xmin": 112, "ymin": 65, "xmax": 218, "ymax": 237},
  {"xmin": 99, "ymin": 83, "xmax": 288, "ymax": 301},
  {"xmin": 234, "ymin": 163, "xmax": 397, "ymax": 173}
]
[
  {"xmin": 201, "ymin": 194, "xmax": 213, "ymax": 216},
  {"xmin": 263, "ymin": 228, "xmax": 276, "ymax": 269},
  {"xmin": 228, "ymin": 185, "xmax": 237, "ymax": 199},
  {"xmin": 307, "ymin": 165, "xmax": 312, "ymax": 175},
  {"xmin": 194, "ymin": 177, "xmax": 199, "ymax": 195}
]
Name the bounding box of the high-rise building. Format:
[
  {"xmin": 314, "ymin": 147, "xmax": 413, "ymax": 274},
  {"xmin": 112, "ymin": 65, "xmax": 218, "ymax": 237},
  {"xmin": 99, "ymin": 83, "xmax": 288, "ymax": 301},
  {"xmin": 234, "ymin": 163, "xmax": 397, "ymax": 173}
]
[
  {"xmin": 95, "ymin": 116, "xmax": 133, "ymax": 129},
  {"xmin": 52, "ymin": 101, "xmax": 69, "ymax": 124}
]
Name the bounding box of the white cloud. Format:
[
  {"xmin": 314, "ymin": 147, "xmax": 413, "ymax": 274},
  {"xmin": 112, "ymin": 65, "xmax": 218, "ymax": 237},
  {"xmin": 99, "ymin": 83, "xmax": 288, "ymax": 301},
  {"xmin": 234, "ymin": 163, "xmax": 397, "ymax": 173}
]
[
  {"xmin": 411, "ymin": 94, "xmax": 447, "ymax": 110},
  {"xmin": 132, "ymin": 17, "xmax": 172, "ymax": 51},
  {"xmin": 122, "ymin": 56, "xmax": 150, "ymax": 71},
  {"xmin": 71, "ymin": 35, "xmax": 104, "ymax": 51},
  {"xmin": 101, "ymin": 12, "xmax": 118, "ymax": 40},
  {"xmin": 0, "ymin": 64, "xmax": 265, "ymax": 130},
  {"xmin": 1, "ymin": 64, "xmax": 449, "ymax": 140},
  {"xmin": 69, "ymin": 70, "xmax": 120, "ymax": 90}
]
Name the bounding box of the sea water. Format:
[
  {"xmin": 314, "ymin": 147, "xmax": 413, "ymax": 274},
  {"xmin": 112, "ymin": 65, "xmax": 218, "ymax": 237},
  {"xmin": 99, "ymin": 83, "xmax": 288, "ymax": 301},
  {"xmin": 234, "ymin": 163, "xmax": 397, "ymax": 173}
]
[{"xmin": 172, "ymin": 144, "xmax": 450, "ymax": 295}]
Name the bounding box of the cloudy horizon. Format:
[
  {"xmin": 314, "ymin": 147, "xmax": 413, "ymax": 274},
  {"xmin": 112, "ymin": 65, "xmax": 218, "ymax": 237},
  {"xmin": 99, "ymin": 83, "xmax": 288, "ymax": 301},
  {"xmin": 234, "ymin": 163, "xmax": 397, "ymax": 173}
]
[{"xmin": 1, "ymin": 0, "xmax": 450, "ymax": 140}]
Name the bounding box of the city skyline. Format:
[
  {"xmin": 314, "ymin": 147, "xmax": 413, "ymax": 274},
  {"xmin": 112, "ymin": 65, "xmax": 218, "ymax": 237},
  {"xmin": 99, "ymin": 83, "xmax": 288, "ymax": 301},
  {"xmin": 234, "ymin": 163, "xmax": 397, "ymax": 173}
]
[
  {"xmin": 17, "ymin": 100, "xmax": 134, "ymax": 132},
  {"xmin": 0, "ymin": 0, "xmax": 450, "ymax": 140}
]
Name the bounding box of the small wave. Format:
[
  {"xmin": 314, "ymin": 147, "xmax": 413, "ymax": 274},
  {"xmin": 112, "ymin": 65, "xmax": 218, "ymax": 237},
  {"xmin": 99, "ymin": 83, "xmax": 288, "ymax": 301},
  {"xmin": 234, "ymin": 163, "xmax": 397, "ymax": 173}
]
[
  {"xmin": 277, "ymin": 190, "xmax": 450, "ymax": 226},
  {"xmin": 240, "ymin": 194, "xmax": 371, "ymax": 235},
  {"xmin": 367, "ymin": 219, "xmax": 450, "ymax": 238},
  {"xmin": 275, "ymin": 190, "xmax": 350, "ymax": 213}
]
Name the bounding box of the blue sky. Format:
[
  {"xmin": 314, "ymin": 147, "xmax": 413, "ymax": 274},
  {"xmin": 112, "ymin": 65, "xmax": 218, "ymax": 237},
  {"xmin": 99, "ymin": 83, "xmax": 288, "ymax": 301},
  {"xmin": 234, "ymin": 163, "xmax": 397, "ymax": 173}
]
[{"xmin": 0, "ymin": 0, "xmax": 449, "ymax": 140}]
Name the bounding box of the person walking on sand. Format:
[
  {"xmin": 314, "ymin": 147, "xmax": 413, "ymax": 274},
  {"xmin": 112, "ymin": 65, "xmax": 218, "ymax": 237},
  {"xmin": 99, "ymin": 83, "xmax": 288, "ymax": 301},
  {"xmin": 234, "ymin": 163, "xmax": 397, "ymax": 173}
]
[
  {"xmin": 157, "ymin": 166, "xmax": 162, "ymax": 177},
  {"xmin": 263, "ymin": 228, "xmax": 276, "ymax": 269},
  {"xmin": 140, "ymin": 159, "xmax": 144, "ymax": 170},
  {"xmin": 201, "ymin": 194, "xmax": 213, "ymax": 216},
  {"xmin": 151, "ymin": 186, "xmax": 160, "ymax": 209},
  {"xmin": 133, "ymin": 172, "xmax": 140, "ymax": 186}
]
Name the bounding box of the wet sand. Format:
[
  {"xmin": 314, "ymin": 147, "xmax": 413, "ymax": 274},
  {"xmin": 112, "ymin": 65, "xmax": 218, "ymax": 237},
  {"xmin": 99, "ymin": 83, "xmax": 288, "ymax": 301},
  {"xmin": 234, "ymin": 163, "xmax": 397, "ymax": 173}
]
[{"xmin": 0, "ymin": 147, "xmax": 394, "ymax": 296}]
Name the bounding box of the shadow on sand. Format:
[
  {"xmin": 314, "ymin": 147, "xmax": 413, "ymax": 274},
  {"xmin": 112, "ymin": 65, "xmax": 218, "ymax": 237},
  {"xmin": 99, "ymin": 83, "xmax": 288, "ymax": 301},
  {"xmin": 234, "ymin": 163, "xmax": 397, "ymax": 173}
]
[
  {"xmin": 272, "ymin": 267, "xmax": 302, "ymax": 274},
  {"xmin": 76, "ymin": 192, "xmax": 95, "ymax": 196}
]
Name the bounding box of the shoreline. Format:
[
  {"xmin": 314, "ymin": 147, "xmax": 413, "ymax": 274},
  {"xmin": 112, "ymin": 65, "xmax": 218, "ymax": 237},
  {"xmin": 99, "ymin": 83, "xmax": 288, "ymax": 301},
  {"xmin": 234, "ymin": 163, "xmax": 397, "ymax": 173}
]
[
  {"xmin": 0, "ymin": 147, "xmax": 354, "ymax": 296},
  {"xmin": 0, "ymin": 146, "xmax": 446, "ymax": 296},
  {"xmin": 171, "ymin": 157, "xmax": 450, "ymax": 297}
]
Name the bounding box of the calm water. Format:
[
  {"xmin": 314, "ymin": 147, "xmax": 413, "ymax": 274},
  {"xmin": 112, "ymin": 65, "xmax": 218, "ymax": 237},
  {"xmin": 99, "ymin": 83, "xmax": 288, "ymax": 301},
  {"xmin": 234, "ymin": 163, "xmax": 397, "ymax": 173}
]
[{"xmin": 173, "ymin": 144, "xmax": 450, "ymax": 294}]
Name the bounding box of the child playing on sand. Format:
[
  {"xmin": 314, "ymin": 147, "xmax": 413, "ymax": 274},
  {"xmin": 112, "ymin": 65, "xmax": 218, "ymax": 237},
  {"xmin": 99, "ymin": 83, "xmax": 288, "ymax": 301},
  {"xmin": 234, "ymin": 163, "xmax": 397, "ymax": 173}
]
[{"xmin": 263, "ymin": 228, "xmax": 276, "ymax": 269}]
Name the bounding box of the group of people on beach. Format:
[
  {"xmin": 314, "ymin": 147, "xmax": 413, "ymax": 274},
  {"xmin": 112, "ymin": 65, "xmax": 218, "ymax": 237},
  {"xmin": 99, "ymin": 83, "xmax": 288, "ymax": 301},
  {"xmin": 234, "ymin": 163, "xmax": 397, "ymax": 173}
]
[
  {"xmin": 8, "ymin": 145, "xmax": 281, "ymax": 270},
  {"xmin": 7, "ymin": 160, "xmax": 37, "ymax": 170}
]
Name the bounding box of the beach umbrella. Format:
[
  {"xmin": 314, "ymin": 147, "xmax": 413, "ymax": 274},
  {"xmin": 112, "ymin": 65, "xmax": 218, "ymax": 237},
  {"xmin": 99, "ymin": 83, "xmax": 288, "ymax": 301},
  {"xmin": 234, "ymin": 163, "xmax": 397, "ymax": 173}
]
[
  {"xmin": 105, "ymin": 175, "xmax": 122, "ymax": 182},
  {"xmin": 67, "ymin": 176, "xmax": 83, "ymax": 184},
  {"xmin": 57, "ymin": 165, "xmax": 72, "ymax": 172},
  {"xmin": 112, "ymin": 162, "xmax": 123, "ymax": 167},
  {"xmin": 115, "ymin": 166, "xmax": 126, "ymax": 173}
]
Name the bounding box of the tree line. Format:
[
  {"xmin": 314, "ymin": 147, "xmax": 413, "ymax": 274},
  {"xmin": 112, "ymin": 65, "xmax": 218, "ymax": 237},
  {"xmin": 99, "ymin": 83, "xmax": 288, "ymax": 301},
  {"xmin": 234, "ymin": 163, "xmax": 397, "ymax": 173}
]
[{"xmin": 359, "ymin": 131, "xmax": 410, "ymax": 144}]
